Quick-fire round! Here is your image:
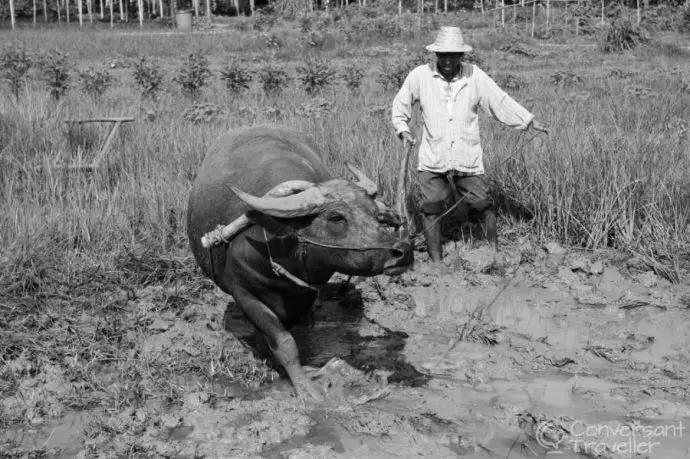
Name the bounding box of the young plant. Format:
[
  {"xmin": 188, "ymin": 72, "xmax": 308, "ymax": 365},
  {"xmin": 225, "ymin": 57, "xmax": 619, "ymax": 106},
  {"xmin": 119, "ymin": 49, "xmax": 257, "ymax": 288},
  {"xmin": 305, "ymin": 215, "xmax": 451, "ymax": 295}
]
[
  {"xmin": 78, "ymin": 67, "xmax": 114, "ymax": 101},
  {"xmin": 132, "ymin": 56, "xmax": 164, "ymax": 101},
  {"xmin": 600, "ymin": 19, "xmax": 649, "ymax": 53},
  {"xmin": 173, "ymin": 51, "xmax": 212, "ymax": 100},
  {"xmin": 342, "ymin": 65, "xmax": 364, "ymax": 92},
  {"xmin": 37, "ymin": 49, "xmax": 72, "ymax": 101},
  {"xmin": 219, "ymin": 60, "xmax": 253, "ymax": 94},
  {"xmin": 258, "ymin": 63, "xmax": 289, "ymax": 96},
  {"xmin": 0, "ymin": 46, "xmax": 33, "ymax": 101},
  {"xmin": 296, "ymin": 56, "xmax": 336, "ymax": 96}
]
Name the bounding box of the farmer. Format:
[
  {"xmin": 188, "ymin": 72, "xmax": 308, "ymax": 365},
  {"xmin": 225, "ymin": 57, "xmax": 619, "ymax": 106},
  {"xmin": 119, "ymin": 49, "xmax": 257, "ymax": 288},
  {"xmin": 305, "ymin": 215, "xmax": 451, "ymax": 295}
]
[{"xmin": 392, "ymin": 26, "xmax": 547, "ymax": 262}]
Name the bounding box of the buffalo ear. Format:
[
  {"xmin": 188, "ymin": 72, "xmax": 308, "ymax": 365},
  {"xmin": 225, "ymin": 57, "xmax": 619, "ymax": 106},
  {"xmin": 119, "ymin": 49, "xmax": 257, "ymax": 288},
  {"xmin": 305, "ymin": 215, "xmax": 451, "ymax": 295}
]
[{"xmin": 246, "ymin": 210, "xmax": 296, "ymax": 238}]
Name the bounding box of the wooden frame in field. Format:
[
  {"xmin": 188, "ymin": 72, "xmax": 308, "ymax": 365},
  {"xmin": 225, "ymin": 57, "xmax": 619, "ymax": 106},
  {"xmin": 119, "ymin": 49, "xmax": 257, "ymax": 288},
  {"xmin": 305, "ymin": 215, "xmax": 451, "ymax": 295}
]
[{"xmin": 35, "ymin": 116, "xmax": 134, "ymax": 172}]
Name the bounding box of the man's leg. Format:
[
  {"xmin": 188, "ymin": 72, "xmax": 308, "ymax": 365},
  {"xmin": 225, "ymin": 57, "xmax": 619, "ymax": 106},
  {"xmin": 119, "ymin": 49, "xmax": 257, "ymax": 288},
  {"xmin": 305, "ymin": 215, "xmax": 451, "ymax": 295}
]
[
  {"xmin": 418, "ymin": 171, "xmax": 451, "ymax": 263},
  {"xmin": 452, "ymin": 174, "xmax": 498, "ymax": 252}
]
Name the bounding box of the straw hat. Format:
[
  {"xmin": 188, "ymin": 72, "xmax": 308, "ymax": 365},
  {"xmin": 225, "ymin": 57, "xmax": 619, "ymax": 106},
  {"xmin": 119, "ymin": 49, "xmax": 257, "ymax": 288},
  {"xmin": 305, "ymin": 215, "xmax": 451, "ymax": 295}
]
[{"xmin": 426, "ymin": 26, "xmax": 473, "ymax": 53}]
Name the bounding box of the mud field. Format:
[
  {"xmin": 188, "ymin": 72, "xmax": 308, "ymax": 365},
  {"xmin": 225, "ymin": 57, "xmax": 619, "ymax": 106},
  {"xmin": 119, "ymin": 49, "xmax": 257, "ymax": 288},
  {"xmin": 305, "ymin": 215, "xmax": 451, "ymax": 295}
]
[{"xmin": 2, "ymin": 235, "xmax": 689, "ymax": 459}]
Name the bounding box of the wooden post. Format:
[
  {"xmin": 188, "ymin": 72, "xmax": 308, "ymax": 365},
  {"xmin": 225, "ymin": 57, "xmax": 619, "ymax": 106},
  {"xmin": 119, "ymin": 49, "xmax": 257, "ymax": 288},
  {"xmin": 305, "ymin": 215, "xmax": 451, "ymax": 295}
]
[
  {"xmin": 501, "ymin": 0, "xmax": 505, "ymax": 27},
  {"xmin": 531, "ymin": 0, "xmax": 535, "ymax": 37},
  {"xmin": 546, "ymin": 0, "xmax": 549, "ymax": 32},
  {"xmin": 10, "ymin": 0, "xmax": 16, "ymax": 29}
]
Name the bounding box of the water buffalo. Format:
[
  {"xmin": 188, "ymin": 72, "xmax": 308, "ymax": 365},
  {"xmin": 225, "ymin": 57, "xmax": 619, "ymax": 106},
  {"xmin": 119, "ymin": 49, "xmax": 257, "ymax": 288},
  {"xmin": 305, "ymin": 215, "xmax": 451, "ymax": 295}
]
[{"xmin": 186, "ymin": 126, "xmax": 414, "ymax": 400}]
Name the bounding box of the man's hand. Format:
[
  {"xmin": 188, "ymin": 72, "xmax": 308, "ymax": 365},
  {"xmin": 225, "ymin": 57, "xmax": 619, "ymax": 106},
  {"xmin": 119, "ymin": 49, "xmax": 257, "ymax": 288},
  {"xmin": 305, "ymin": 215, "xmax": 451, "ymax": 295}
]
[
  {"xmin": 399, "ymin": 131, "xmax": 417, "ymax": 148},
  {"xmin": 529, "ymin": 120, "xmax": 548, "ymax": 134}
]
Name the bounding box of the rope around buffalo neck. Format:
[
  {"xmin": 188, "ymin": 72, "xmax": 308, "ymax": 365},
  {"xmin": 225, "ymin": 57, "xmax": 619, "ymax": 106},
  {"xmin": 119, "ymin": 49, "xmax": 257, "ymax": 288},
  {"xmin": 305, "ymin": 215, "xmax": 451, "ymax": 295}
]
[{"xmin": 263, "ymin": 228, "xmax": 318, "ymax": 290}]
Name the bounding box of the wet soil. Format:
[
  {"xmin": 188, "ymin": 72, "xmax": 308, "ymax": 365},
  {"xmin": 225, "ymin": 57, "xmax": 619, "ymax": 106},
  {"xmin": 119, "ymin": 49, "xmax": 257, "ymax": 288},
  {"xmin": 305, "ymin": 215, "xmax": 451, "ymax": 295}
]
[{"xmin": 2, "ymin": 239, "xmax": 689, "ymax": 458}]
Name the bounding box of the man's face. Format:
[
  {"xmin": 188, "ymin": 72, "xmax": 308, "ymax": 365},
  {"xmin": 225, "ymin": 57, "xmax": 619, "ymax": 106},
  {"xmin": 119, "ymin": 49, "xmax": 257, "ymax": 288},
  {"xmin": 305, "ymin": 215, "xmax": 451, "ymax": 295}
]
[{"xmin": 436, "ymin": 52, "xmax": 463, "ymax": 78}]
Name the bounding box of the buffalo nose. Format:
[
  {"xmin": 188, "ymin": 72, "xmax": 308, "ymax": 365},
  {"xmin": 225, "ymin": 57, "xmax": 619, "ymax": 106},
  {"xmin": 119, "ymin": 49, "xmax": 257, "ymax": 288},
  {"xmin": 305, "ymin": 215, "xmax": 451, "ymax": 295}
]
[{"xmin": 389, "ymin": 240, "xmax": 414, "ymax": 265}]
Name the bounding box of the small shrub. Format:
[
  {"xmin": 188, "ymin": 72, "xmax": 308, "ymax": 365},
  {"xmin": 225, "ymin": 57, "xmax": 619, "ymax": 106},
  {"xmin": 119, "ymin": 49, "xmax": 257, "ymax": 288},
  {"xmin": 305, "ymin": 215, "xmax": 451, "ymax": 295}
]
[
  {"xmin": 600, "ymin": 18, "xmax": 649, "ymax": 53},
  {"xmin": 296, "ymin": 56, "xmax": 336, "ymax": 96},
  {"xmin": 296, "ymin": 97, "xmax": 334, "ymax": 118},
  {"xmin": 183, "ymin": 103, "xmax": 225, "ymax": 124},
  {"xmin": 132, "ymin": 56, "xmax": 164, "ymax": 101},
  {"xmin": 342, "ymin": 65, "xmax": 364, "ymax": 91},
  {"xmin": 37, "ymin": 49, "xmax": 72, "ymax": 101},
  {"xmin": 495, "ymin": 74, "xmax": 524, "ymax": 91},
  {"xmin": 78, "ymin": 67, "xmax": 114, "ymax": 101},
  {"xmin": 219, "ymin": 60, "xmax": 253, "ymax": 94},
  {"xmin": 549, "ymin": 70, "xmax": 583, "ymax": 87},
  {"xmin": 258, "ymin": 63, "xmax": 289, "ymax": 96},
  {"xmin": 173, "ymin": 51, "xmax": 212, "ymax": 100},
  {"xmin": 261, "ymin": 32, "xmax": 284, "ymax": 49},
  {"xmin": 0, "ymin": 46, "xmax": 33, "ymax": 101},
  {"xmin": 376, "ymin": 52, "xmax": 426, "ymax": 92}
]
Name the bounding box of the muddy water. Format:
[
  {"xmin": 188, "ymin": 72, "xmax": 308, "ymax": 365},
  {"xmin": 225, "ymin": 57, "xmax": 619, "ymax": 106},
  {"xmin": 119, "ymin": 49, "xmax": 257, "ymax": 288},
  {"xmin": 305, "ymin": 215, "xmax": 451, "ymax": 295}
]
[
  {"xmin": 3, "ymin": 249, "xmax": 689, "ymax": 458},
  {"xmin": 4, "ymin": 411, "xmax": 86, "ymax": 458}
]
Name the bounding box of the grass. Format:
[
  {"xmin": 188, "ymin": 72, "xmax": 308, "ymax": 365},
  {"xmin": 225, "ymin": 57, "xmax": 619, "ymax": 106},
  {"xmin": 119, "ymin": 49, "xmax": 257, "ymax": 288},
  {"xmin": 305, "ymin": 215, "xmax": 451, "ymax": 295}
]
[{"xmin": 1, "ymin": 5, "xmax": 689, "ymax": 452}]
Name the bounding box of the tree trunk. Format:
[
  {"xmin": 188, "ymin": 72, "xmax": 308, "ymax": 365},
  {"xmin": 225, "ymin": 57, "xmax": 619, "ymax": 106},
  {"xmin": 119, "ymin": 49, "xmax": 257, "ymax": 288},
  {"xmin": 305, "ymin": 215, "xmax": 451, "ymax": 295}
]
[
  {"xmin": 10, "ymin": 0, "xmax": 16, "ymax": 29},
  {"xmin": 87, "ymin": 0, "xmax": 93, "ymax": 22},
  {"xmin": 138, "ymin": 0, "xmax": 144, "ymax": 28},
  {"xmin": 44, "ymin": 0, "xmax": 48, "ymax": 23},
  {"xmin": 110, "ymin": 0, "xmax": 114, "ymax": 26},
  {"xmin": 33, "ymin": 0, "xmax": 37, "ymax": 27},
  {"xmin": 66, "ymin": 0, "xmax": 70, "ymax": 25},
  {"xmin": 100, "ymin": 0, "xmax": 104, "ymax": 18},
  {"xmin": 205, "ymin": 0, "xmax": 211, "ymax": 17},
  {"xmin": 119, "ymin": 0, "xmax": 124, "ymax": 20},
  {"xmin": 56, "ymin": 0, "xmax": 61, "ymax": 24},
  {"xmin": 78, "ymin": 0, "xmax": 83, "ymax": 27},
  {"xmin": 159, "ymin": 0, "xmax": 164, "ymax": 18}
]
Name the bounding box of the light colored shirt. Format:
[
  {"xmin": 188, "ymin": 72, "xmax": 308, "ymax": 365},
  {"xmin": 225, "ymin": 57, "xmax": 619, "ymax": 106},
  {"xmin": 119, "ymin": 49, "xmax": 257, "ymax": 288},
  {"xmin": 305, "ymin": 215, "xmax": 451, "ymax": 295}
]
[{"xmin": 392, "ymin": 62, "xmax": 535, "ymax": 175}]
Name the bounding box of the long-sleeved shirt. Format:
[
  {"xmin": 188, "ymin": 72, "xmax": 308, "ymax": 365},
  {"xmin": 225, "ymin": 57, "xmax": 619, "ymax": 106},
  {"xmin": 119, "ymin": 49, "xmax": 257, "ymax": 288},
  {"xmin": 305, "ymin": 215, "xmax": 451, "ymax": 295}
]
[{"xmin": 392, "ymin": 62, "xmax": 534, "ymax": 175}]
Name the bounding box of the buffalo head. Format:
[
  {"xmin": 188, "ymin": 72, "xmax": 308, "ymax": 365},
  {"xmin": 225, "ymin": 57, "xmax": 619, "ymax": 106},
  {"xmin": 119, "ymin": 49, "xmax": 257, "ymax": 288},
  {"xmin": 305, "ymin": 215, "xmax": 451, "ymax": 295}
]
[{"xmin": 228, "ymin": 164, "xmax": 413, "ymax": 277}]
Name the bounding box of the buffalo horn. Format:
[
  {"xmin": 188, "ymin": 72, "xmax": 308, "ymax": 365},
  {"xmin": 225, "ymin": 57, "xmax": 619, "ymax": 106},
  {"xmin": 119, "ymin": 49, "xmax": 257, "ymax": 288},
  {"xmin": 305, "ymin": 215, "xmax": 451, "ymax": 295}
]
[
  {"xmin": 201, "ymin": 181, "xmax": 316, "ymax": 248},
  {"xmin": 231, "ymin": 185, "xmax": 330, "ymax": 218},
  {"xmin": 346, "ymin": 163, "xmax": 378, "ymax": 197}
]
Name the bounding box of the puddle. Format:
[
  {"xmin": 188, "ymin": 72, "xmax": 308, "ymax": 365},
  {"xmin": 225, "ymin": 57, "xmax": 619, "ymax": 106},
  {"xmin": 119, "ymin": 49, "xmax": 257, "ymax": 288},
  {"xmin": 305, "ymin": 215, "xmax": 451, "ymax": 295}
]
[{"xmin": 1, "ymin": 411, "xmax": 86, "ymax": 458}]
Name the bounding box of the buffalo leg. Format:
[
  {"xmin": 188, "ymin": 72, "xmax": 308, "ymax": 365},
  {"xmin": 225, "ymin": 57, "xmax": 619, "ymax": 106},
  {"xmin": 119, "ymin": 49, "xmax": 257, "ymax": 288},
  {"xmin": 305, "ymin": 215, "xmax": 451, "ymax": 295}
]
[{"xmin": 231, "ymin": 283, "xmax": 324, "ymax": 401}]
